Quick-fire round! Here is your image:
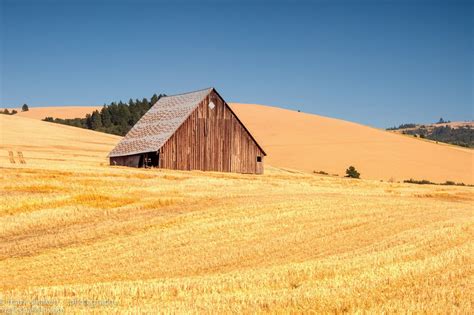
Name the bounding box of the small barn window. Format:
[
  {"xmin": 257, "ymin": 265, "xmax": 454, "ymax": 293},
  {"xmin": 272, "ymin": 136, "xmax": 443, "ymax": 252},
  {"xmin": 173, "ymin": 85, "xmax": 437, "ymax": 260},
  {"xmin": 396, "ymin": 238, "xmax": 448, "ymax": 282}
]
[
  {"xmin": 209, "ymin": 101, "xmax": 215, "ymax": 110},
  {"xmin": 257, "ymin": 156, "xmax": 262, "ymax": 162}
]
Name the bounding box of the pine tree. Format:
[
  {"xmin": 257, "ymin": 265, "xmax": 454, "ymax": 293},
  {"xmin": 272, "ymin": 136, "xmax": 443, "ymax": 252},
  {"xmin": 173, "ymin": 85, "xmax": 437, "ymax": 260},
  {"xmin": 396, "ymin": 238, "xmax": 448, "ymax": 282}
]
[
  {"xmin": 151, "ymin": 94, "xmax": 159, "ymax": 105},
  {"xmin": 101, "ymin": 105, "xmax": 112, "ymax": 127},
  {"xmin": 90, "ymin": 110, "xmax": 103, "ymax": 130},
  {"xmin": 142, "ymin": 98, "xmax": 150, "ymax": 112},
  {"xmin": 85, "ymin": 113, "xmax": 92, "ymax": 129},
  {"xmin": 117, "ymin": 103, "xmax": 131, "ymax": 127},
  {"xmin": 108, "ymin": 102, "xmax": 118, "ymax": 124}
]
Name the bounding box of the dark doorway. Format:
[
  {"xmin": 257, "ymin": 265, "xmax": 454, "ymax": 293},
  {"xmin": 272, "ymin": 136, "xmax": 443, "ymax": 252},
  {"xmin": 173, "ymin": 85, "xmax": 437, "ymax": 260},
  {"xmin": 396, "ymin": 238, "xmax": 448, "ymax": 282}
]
[{"xmin": 139, "ymin": 152, "xmax": 159, "ymax": 168}]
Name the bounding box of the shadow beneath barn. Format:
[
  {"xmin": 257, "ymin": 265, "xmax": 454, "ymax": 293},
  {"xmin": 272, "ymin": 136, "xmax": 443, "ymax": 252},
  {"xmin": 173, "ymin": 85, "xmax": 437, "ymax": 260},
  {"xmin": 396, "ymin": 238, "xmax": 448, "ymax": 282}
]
[{"xmin": 110, "ymin": 152, "xmax": 159, "ymax": 168}]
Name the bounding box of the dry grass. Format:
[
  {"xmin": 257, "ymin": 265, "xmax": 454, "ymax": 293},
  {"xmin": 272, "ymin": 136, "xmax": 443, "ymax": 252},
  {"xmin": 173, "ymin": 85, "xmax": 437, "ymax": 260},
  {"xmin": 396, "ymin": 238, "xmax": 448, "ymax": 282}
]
[{"xmin": 0, "ymin": 114, "xmax": 473, "ymax": 313}]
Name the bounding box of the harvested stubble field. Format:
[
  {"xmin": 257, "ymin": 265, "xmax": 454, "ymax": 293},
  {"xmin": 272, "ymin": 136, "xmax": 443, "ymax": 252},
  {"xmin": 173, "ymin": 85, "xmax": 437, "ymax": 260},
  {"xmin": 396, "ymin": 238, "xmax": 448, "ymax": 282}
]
[{"xmin": 0, "ymin": 114, "xmax": 473, "ymax": 313}]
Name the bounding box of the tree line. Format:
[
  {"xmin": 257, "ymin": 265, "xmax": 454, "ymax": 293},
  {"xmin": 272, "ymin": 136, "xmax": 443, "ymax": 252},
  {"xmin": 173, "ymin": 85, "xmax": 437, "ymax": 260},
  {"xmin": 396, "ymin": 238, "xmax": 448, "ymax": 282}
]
[
  {"xmin": 43, "ymin": 94, "xmax": 165, "ymax": 136},
  {"xmin": 401, "ymin": 125, "xmax": 473, "ymax": 148},
  {"xmin": 386, "ymin": 118, "xmax": 452, "ymax": 131},
  {"xmin": 386, "ymin": 118, "xmax": 473, "ymax": 148}
]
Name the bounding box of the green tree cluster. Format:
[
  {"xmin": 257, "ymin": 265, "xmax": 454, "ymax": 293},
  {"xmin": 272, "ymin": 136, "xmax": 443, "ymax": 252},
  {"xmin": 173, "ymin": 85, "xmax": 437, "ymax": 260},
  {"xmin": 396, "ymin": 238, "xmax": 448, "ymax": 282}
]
[
  {"xmin": 386, "ymin": 123, "xmax": 417, "ymax": 130},
  {"xmin": 43, "ymin": 93, "xmax": 165, "ymax": 136},
  {"xmin": 345, "ymin": 166, "xmax": 360, "ymax": 179},
  {"xmin": 400, "ymin": 125, "xmax": 473, "ymax": 148},
  {"xmin": 427, "ymin": 125, "xmax": 472, "ymax": 147}
]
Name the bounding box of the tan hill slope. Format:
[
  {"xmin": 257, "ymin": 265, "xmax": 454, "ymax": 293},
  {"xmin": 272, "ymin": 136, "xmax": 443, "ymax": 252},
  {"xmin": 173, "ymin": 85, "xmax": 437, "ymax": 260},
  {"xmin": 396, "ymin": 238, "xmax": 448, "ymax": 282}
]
[
  {"xmin": 6, "ymin": 106, "xmax": 102, "ymax": 120},
  {"xmin": 3, "ymin": 104, "xmax": 472, "ymax": 184},
  {"xmin": 0, "ymin": 114, "xmax": 119, "ymax": 167},
  {"xmin": 230, "ymin": 103, "xmax": 473, "ymax": 184}
]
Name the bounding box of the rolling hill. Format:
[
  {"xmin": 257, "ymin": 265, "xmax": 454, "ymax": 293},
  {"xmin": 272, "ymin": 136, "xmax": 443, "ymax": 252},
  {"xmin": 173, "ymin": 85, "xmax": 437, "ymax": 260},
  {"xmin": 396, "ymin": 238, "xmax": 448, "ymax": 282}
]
[
  {"xmin": 1, "ymin": 112, "xmax": 473, "ymax": 313},
  {"xmin": 0, "ymin": 113, "xmax": 119, "ymax": 167},
  {"xmin": 3, "ymin": 104, "xmax": 472, "ymax": 184},
  {"xmin": 5, "ymin": 106, "xmax": 102, "ymax": 120},
  {"xmin": 230, "ymin": 103, "xmax": 473, "ymax": 184}
]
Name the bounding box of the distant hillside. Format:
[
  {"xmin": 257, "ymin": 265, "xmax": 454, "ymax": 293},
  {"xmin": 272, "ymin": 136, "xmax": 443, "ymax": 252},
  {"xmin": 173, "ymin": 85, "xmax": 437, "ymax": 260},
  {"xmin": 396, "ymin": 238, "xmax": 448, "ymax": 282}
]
[
  {"xmin": 230, "ymin": 104, "xmax": 473, "ymax": 184},
  {"xmin": 6, "ymin": 106, "xmax": 102, "ymax": 119},
  {"xmin": 7, "ymin": 104, "xmax": 473, "ymax": 183},
  {"xmin": 387, "ymin": 120, "xmax": 474, "ymax": 148}
]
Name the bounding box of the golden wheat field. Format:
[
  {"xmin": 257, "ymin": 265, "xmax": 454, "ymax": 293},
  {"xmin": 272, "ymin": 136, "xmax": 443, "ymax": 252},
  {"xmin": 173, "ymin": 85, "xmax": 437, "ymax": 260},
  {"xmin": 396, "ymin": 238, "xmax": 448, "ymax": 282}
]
[{"xmin": 1, "ymin": 114, "xmax": 473, "ymax": 313}]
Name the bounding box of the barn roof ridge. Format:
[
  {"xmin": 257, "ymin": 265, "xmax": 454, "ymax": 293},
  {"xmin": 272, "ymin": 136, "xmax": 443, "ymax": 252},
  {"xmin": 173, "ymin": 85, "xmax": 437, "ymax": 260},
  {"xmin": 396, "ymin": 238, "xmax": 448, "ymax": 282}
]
[{"xmin": 161, "ymin": 87, "xmax": 213, "ymax": 99}]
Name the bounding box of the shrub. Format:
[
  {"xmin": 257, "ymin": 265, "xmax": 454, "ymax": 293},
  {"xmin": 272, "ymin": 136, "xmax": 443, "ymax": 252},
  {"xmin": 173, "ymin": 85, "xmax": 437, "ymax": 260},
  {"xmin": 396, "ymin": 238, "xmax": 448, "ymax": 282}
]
[
  {"xmin": 314, "ymin": 170, "xmax": 328, "ymax": 175},
  {"xmin": 1, "ymin": 109, "xmax": 17, "ymax": 115},
  {"xmin": 404, "ymin": 179, "xmax": 434, "ymax": 185},
  {"xmin": 345, "ymin": 166, "xmax": 360, "ymax": 179},
  {"xmin": 22, "ymin": 104, "xmax": 29, "ymax": 111},
  {"xmin": 404, "ymin": 179, "xmax": 470, "ymax": 186}
]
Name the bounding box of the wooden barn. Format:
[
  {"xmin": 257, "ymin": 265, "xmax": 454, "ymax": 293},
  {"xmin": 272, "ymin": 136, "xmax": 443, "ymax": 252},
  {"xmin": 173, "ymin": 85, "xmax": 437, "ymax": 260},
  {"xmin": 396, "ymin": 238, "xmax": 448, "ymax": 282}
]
[{"xmin": 109, "ymin": 88, "xmax": 266, "ymax": 174}]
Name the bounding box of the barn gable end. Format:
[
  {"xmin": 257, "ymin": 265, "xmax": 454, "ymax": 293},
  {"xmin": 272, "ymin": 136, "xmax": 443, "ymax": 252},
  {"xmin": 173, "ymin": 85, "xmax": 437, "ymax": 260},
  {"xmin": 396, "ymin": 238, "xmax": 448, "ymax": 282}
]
[{"xmin": 109, "ymin": 88, "xmax": 265, "ymax": 174}]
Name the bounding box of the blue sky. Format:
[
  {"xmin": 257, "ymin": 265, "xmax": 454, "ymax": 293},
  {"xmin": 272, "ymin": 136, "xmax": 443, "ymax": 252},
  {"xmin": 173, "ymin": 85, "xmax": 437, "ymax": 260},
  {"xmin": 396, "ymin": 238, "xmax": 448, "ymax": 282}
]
[{"xmin": 1, "ymin": 0, "xmax": 472, "ymax": 127}]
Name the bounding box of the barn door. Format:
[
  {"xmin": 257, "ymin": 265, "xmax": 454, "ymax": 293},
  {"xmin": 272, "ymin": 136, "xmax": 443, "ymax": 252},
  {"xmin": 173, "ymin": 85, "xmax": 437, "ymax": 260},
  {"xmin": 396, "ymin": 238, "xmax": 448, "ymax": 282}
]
[{"xmin": 256, "ymin": 156, "xmax": 263, "ymax": 174}]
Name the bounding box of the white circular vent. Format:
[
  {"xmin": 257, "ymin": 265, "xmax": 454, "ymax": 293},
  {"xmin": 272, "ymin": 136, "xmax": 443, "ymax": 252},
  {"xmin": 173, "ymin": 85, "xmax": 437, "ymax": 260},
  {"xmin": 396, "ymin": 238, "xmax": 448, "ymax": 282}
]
[{"xmin": 209, "ymin": 101, "xmax": 216, "ymax": 110}]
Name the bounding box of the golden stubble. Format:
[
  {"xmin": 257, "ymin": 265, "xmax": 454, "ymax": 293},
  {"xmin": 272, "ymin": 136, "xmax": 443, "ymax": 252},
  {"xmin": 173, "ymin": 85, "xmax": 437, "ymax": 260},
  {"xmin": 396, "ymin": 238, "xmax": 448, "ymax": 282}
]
[
  {"xmin": 1, "ymin": 164, "xmax": 472, "ymax": 313},
  {"xmin": 0, "ymin": 113, "xmax": 473, "ymax": 313}
]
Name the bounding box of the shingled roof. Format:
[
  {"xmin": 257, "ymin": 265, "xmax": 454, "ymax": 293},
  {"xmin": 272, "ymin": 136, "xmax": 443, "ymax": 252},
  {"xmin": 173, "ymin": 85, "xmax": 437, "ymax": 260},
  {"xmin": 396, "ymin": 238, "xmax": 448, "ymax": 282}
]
[{"xmin": 109, "ymin": 88, "xmax": 213, "ymax": 157}]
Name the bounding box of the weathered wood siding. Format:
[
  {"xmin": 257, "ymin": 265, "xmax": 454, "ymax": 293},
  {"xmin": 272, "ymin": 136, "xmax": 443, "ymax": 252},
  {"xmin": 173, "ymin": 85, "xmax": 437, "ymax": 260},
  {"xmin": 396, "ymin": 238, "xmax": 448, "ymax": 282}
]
[{"xmin": 159, "ymin": 90, "xmax": 265, "ymax": 174}]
